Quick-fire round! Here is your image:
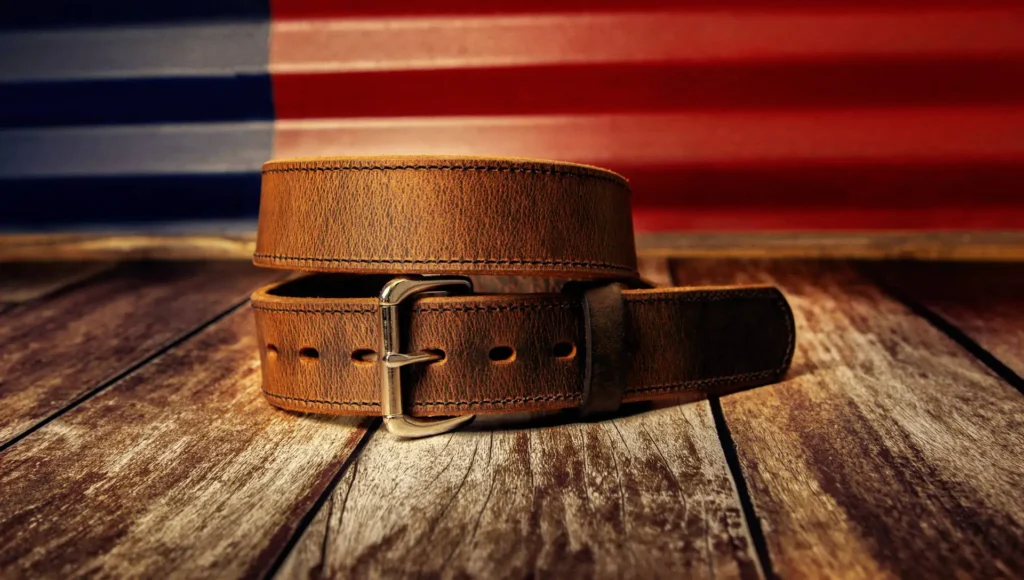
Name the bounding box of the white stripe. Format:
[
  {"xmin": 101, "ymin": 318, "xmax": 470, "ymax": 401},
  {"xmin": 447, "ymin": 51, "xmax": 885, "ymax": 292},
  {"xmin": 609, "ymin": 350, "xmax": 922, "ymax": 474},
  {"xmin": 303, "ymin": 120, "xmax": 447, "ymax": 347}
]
[
  {"xmin": 0, "ymin": 122, "xmax": 273, "ymax": 178},
  {"xmin": 0, "ymin": 21, "xmax": 269, "ymax": 82}
]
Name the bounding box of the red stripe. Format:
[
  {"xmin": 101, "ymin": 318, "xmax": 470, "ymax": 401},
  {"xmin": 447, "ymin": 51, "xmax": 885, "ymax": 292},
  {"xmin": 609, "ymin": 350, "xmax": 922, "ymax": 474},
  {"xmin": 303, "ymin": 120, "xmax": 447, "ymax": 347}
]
[
  {"xmin": 273, "ymin": 59, "xmax": 1024, "ymax": 119},
  {"xmin": 273, "ymin": 110, "xmax": 1024, "ymax": 230},
  {"xmin": 622, "ymin": 163, "xmax": 1024, "ymax": 208},
  {"xmin": 632, "ymin": 206, "xmax": 1024, "ymax": 231},
  {"xmin": 267, "ymin": 5, "xmax": 1024, "ymax": 232},
  {"xmin": 271, "ymin": 0, "xmax": 1018, "ymax": 20}
]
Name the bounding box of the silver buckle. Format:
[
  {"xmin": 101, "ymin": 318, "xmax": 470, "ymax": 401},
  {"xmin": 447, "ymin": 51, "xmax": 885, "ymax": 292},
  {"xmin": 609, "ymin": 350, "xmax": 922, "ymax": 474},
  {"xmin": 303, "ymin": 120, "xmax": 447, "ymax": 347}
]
[{"xmin": 379, "ymin": 275, "xmax": 475, "ymax": 438}]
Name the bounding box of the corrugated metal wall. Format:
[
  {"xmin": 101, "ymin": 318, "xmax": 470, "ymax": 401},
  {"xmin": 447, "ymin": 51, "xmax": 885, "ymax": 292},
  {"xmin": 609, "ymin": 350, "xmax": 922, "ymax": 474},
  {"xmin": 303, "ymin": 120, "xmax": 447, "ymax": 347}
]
[{"xmin": 3, "ymin": 0, "xmax": 1024, "ymax": 231}]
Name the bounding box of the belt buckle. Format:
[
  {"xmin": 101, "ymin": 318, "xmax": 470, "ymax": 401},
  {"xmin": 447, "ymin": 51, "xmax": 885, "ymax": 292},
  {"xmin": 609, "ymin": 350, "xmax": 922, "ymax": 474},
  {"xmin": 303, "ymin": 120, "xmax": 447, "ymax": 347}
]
[{"xmin": 379, "ymin": 275, "xmax": 475, "ymax": 438}]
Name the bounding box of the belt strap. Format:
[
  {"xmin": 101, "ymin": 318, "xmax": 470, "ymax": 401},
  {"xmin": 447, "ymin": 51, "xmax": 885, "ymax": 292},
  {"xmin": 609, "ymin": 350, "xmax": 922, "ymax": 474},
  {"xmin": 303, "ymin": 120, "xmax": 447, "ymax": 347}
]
[
  {"xmin": 251, "ymin": 157, "xmax": 795, "ymax": 432},
  {"xmin": 255, "ymin": 156, "xmax": 638, "ymax": 278}
]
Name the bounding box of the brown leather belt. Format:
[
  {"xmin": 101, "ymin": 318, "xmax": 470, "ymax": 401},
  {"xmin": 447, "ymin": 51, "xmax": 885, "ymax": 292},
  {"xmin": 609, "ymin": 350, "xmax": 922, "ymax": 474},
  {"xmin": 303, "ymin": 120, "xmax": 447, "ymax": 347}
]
[{"xmin": 251, "ymin": 156, "xmax": 795, "ymax": 438}]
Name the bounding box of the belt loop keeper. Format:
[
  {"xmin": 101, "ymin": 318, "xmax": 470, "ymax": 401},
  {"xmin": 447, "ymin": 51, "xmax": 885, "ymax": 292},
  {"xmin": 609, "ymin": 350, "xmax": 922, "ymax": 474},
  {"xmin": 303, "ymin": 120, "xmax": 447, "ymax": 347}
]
[{"xmin": 578, "ymin": 281, "xmax": 630, "ymax": 417}]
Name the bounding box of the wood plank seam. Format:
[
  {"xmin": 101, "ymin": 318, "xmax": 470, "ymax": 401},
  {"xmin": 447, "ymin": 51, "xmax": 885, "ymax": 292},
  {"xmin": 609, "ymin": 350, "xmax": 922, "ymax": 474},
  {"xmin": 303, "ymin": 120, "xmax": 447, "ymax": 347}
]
[
  {"xmin": 0, "ymin": 301, "xmax": 374, "ymax": 577},
  {"xmin": 671, "ymin": 259, "xmax": 1024, "ymax": 577},
  {"xmin": 709, "ymin": 396, "xmax": 778, "ymax": 580},
  {"xmin": 12, "ymin": 263, "xmax": 112, "ymax": 305},
  {"xmin": 275, "ymin": 404, "xmax": 765, "ymax": 578},
  {"xmin": 0, "ymin": 262, "xmax": 115, "ymax": 310},
  {"xmin": 0, "ymin": 262, "xmax": 288, "ymax": 447},
  {"xmin": 864, "ymin": 267, "xmax": 1024, "ymax": 396},
  {"xmin": 670, "ymin": 262, "xmax": 778, "ymax": 579},
  {"xmin": 273, "ymin": 257, "xmax": 766, "ymax": 578},
  {"xmin": 263, "ymin": 418, "xmax": 383, "ymax": 578},
  {"xmin": 0, "ymin": 293, "xmax": 253, "ymax": 455}
]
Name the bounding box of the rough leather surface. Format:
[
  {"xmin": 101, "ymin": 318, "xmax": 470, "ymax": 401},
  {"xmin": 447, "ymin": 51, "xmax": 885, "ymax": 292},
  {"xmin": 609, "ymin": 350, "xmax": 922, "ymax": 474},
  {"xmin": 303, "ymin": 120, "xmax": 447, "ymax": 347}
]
[
  {"xmin": 252, "ymin": 156, "xmax": 795, "ymax": 417},
  {"xmin": 256, "ymin": 156, "xmax": 638, "ymax": 278},
  {"xmin": 579, "ymin": 282, "xmax": 629, "ymax": 416},
  {"xmin": 252, "ymin": 285, "xmax": 794, "ymax": 416}
]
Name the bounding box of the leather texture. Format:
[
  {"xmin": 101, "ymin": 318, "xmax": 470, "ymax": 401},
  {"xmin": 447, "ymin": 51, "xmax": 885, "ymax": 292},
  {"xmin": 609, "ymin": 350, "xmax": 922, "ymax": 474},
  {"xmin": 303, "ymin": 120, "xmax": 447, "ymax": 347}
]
[
  {"xmin": 252, "ymin": 156, "xmax": 795, "ymax": 418},
  {"xmin": 578, "ymin": 281, "xmax": 629, "ymax": 416},
  {"xmin": 256, "ymin": 156, "xmax": 637, "ymax": 279}
]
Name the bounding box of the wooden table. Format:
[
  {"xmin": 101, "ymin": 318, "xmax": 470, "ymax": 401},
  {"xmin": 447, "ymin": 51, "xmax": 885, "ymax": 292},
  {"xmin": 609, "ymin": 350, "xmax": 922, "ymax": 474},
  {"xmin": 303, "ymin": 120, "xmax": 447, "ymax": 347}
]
[{"xmin": 1, "ymin": 258, "xmax": 1022, "ymax": 579}]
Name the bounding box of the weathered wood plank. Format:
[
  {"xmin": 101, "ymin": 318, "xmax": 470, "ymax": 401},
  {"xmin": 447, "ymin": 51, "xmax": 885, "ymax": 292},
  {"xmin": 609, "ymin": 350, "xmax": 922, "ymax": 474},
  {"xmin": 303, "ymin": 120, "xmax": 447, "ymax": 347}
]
[
  {"xmin": 278, "ymin": 403, "xmax": 761, "ymax": 580},
  {"xmin": 638, "ymin": 231, "xmax": 1024, "ymax": 261},
  {"xmin": 6, "ymin": 231, "xmax": 1024, "ymax": 262},
  {"xmin": 637, "ymin": 254, "xmax": 672, "ymax": 287},
  {"xmin": 867, "ymin": 261, "xmax": 1024, "ymax": 381},
  {"xmin": 277, "ymin": 259, "xmax": 764, "ymax": 580},
  {"xmin": 0, "ymin": 307, "xmax": 372, "ymax": 578},
  {"xmin": 0, "ymin": 231, "xmax": 256, "ymax": 262},
  {"xmin": 0, "ymin": 261, "xmax": 113, "ymax": 305},
  {"xmin": 672, "ymin": 259, "xmax": 1024, "ymax": 578},
  {"xmin": 0, "ymin": 261, "xmax": 280, "ymax": 446}
]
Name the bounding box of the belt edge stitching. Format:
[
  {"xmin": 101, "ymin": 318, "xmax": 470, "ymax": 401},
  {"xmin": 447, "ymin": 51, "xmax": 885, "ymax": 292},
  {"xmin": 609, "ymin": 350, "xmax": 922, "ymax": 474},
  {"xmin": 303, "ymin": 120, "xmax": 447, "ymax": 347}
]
[
  {"xmin": 261, "ymin": 164, "xmax": 629, "ymax": 189},
  {"xmin": 250, "ymin": 287, "xmax": 780, "ymax": 315},
  {"xmin": 252, "ymin": 253, "xmax": 637, "ymax": 272},
  {"xmin": 260, "ymin": 367, "xmax": 785, "ymax": 409}
]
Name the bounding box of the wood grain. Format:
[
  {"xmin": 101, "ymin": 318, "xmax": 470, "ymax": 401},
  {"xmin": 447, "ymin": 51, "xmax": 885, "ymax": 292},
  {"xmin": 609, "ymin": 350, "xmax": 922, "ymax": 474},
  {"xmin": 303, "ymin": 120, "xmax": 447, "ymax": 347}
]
[
  {"xmin": 277, "ymin": 403, "xmax": 762, "ymax": 579},
  {"xmin": 0, "ymin": 261, "xmax": 279, "ymax": 446},
  {"xmin": 0, "ymin": 231, "xmax": 256, "ymax": 262},
  {"xmin": 0, "ymin": 261, "xmax": 113, "ymax": 305},
  {"xmin": 277, "ymin": 258, "xmax": 763, "ymax": 580},
  {"xmin": 0, "ymin": 307, "xmax": 372, "ymax": 578},
  {"xmin": 637, "ymin": 231, "xmax": 1024, "ymax": 261},
  {"xmin": 637, "ymin": 254, "xmax": 672, "ymax": 287},
  {"xmin": 867, "ymin": 261, "xmax": 1024, "ymax": 380},
  {"xmin": 672, "ymin": 259, "xmax": 1024, "ymax": 579},
  {"xmin": 5, "ymin": 231, "xmax": 1024, "ymax": 262}
]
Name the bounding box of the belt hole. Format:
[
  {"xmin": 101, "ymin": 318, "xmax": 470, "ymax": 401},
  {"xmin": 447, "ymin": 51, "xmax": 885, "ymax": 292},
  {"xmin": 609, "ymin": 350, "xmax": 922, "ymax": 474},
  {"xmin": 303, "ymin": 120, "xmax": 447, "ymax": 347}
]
[
  {"xmin": 266, "ymin": 344, "xmax": 278, "ymax": 360},
  {"xmin": 488, "ymin": 346, "xmax": 515, "ymax": 363},
  {"xmin": 425, "ymin": 348, "xmax": 446, "ymax": 364},
  {"xmin": 351, "ymin": 349, "xmax": 377, "ymax": 364},
  {"xmin": 300, "ymin": 347, "xmax": 320, "ymax": 361},
  {"xmin": 552, "ymin": 341, "xmax": 576, "ymax": 359}
]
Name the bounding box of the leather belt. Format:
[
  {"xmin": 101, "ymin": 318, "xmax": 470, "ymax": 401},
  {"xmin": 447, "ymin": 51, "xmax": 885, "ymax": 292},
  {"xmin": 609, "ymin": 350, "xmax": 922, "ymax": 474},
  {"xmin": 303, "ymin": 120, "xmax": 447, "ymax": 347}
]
[{"xmin": 251, "ymin": 156, "xmax": 795, "ymax": 438}]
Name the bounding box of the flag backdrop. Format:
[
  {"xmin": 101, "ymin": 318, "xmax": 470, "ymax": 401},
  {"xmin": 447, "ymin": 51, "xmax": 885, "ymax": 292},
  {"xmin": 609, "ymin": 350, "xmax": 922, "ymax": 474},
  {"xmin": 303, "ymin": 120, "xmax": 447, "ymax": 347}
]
[{"xmin": 2, "ymin": 0, "xmax": 1024, "ymax": 231}]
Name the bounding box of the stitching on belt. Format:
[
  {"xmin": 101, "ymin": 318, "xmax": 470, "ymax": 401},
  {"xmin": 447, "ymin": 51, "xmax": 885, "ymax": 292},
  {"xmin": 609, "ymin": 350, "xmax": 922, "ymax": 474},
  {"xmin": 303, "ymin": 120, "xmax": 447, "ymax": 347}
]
[
  {"xmin": 252, "ymin": 303, "xmax": 574, "ymax": 315},
  {"xmin": 252, "ymin": 253, "xmax": 637, "ymax": 272},
  {"xmin": 261, "ymin": 164, "xmax": 629, "ymax": 189},
  {"xmin": 262, "ymin": 365, "xmax": 782, "ymax": 408},
  {"xmin": 262, "ymin": 388, "xmax": 580, "ymax": 407},
  {"xmin": 251, "ymin": 305, "xmax": 378, "ymax": 315}
]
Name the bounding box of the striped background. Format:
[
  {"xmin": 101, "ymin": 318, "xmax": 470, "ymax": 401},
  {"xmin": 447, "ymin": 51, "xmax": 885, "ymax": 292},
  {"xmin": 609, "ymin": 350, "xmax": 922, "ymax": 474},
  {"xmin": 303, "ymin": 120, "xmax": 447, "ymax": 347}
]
[{"xmin": 3, "ymin": 0, "xmax": 1024, "ymax": 232}]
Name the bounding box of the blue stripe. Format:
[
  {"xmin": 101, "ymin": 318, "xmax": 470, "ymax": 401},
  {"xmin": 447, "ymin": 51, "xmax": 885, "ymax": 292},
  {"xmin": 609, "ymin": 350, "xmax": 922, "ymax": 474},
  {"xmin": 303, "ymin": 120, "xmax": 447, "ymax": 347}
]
[
  {"xmin": 1, "ymin": 0, "xmax": 269, "ymax": 29},
  {"xmin": 0, "ymin": 174, "xmax": 261, "ymax": 227},
  {"xmin": 0, "ymin": 75, "xmax": 274, "ymax": 127},
  {"xmin": 0, "ymin": 22, "xmax": 270, "ymax": 82},
  {"xmin": 0, "ymin": 122, "xmax": 273, "ymax": 179}
]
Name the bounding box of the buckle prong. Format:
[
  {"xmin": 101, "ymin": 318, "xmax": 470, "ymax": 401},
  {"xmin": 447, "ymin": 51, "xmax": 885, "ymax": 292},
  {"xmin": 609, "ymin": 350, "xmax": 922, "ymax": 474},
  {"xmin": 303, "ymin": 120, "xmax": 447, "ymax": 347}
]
[
  {"xmin": 382, "ymin": 351, "xmax": 441, "ymax": 368},
  {"xmin": 379, "ymin": 276, "xmax": 475, "ymax": 438}
]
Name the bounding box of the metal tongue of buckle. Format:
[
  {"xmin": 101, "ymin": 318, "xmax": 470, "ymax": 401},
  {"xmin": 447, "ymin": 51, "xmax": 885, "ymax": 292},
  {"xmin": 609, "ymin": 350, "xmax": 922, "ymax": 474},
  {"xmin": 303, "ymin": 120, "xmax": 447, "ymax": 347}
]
[{"xmin": 378, "ymin": 276, "xmax": 475, "ymax": 438}]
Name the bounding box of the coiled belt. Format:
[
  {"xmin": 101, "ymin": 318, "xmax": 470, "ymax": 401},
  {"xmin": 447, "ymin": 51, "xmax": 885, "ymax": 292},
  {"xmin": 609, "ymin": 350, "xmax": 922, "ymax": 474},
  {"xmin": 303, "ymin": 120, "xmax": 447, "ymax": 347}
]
[{"xmin": 251, "ymin": 156, "xmax": 795, "ymax": 438}]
